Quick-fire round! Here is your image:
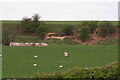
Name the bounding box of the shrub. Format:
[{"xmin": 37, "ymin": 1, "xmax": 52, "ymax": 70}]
[
  {"xmin": 2, "ymin": 30, "xmax": 16, "ymax": 45},
  {"xmin": 36, "ymin": 25, "xmax": 48, "ymax": 40},
  {"xmin": 79, "ymin": 26, "xmax": 90, "ymax": 42},
  {"xmin": 63, "ymin": 25, "xmax": 74, "ymax": 36},
  {"xmin": 32, "ymin": 14, "xmax": 41, "ymax": 29},
  {"xmin": 97, "ymin": 21, "xmax": 115, "ymax": 37},
  {"xmin": 21, "ymin": 17, "xmax": 33, "ymax": 33},
  {"xmin": 88, "ymin": 21, "xmax": 98, "ymax": 34},
  {"xmin": 32, "ymin": 63, "xmax": 120, "ymax": 79}
]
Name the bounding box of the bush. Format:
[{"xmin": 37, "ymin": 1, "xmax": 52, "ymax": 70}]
[
  {"xmin": 36, "ymin": 25, "xmax": 48, "ymax": 40},
  {"xmin": 32, "ymin": 63, "xmax": 120, "ymax": 79},
  {"xmin": 32, "ymin": 14, "xmax": 41, "ymax": 29},
  {"xmin": 88, "ymin": 21, "xmax": 98, "ymax": 34},
  {"xmin": 2, "ymin": 30, "xmax": 16, "ymax": 45},
  {"xmin": 97, "ymin": 21, "xmax": 115, "ymax": 37},
  {"xmin": 79, "ymin": 26, "xmax": 90, "ymax": 42},
  {"xmin": 63, "ymin": 25, "xmax": 74, "ymax": 36},
  {"xmin": 21, "ymin": 17, "xmax": 34, "ymax": 33}
]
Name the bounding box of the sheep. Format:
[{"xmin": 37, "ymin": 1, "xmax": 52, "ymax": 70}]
[
  {"xmin": 34, "ymin": 55, "xmax": 38, "ymax": 58},
  {"xmin": 59, "ymin": 65, "xmax": 63, "ymax": 68},
  {"xmin": 64, "ymin": 52, "xmax": 69, "ymax": 57},
  {"xmin": 0, "ymin": 54, "xmax": 2, "ymax": 57},
  {"xmin": 33, "ymin": 64, "xmax": 37, "ymax": 67}
]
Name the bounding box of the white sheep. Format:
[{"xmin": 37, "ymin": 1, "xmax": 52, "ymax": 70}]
[
  {"xmin": 34, "ymin": 55, "xmax": 38, "ymax": 58},
  {"xmin": 64, "ymin": 52, "xmax": 69, "ymax": 57},
  {"xmin": 33, "ymin": 64, "xmax": 37, "ymax": 67},
  {"xmin": 59, "ymin": 65, "xmax": 63, "ymax": 68},
  {"xmin": 0, "ymin": 54, "xmax": 2, "ymax": 57}
]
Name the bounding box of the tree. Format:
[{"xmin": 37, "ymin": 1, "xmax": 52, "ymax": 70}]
[
  {"xmin": 79, "ymin": 26, "xmax": 90, "ymax": 42},
  {"xmin": 32, "ymin": 14, "xmax": 41, "ymax": 30},
  {"xmin": 21, "ymin": 14, "xmax": 41, "ymax": 33},
  {"xmin": 81, "ymin": 21, "xmax": 98, "ymax": 34},
  {"xmin": 98, "ymin": 21, "xmax": 115, "ymax": 37},
  {"xmin": 63, "ymin": 25, "xmax": 74, "ymax": 36},
  {"xmin": 88, "ymin": 21, "xmax": 98, "ymax": 34},
  {"xmin": 21, "ymin": 17, "xmax": 33, "ymax": 33},
  {"xmin": 81, "ymin": 21, "xmax": 90, "ymax": 27},
  {"xmin": 2, "ymin": 30, "xmax": 16, "ymax": 45},
  {"xmin": 36, "ymin": 25, "xmax": 48, "ymax": 40}
]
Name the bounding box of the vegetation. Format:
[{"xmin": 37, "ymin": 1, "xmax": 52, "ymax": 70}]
[
  {"xmin": 36, "ymin": 25, "xmax": 48, "ymax": 40},
  {"xmin": 79, "ymin": 26, "xmax": 90, "ymax": 42},
  {"xmin": 2, "ymin": 20, "xmax": 119, "ymax": 78},
  {"xmin": 63, "ymin": 25, "xmax": 74, "ymax": 36},
  {"xmin": 46, "ymin": 38, "xmax": 77, "ymax": 45},
  {"xmin": 32, "ymin": 63, "xmax": 120, "ymax": 79},
  {"xmin": 97, "ymin": 21, "xmax": 115, "ymax": 37},
  {"xmin": 32, "ymin": 14, "xmax": 41, "ymax": 30},
  {"xmin": 21, "ymin": 17, "xmax": 33, "ymax": 33},
  {"xmin": 95, "ymin": 38, "xmax": 118, "ymax": 45},
  {"xmin": 3, "ymin": 45, "xmax": 118, "ymax": 78},
  {"xmin": 2, "ymin": 30, "xmax": 16, "ymax": 45},
  {"xmin": 88, "ymin": 21, "xmax": 98, "ymax": 34}
]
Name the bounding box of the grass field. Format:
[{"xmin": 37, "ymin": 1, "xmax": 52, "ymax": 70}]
[{"xmin": 3, "ymin": 45, "xmax": 118, "ymax": 78}]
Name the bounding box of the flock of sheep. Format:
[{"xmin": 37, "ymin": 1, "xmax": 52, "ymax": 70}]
[
  {"xmin": 33, "ymin": 52, "xmax": 69, "ymax": 68},
  {"xmin": 9, "ymin": 42, "xmax": 48, "ymax": 46},
  {"xmin": 9, "ymin": 42, "xmax": 69, "ymax": 68}
]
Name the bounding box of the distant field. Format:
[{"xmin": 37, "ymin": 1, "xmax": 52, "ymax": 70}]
[
  {"xmin": 2, "ymin": 20, "xmax": 118, "ymax": 25},
  {"xmin": 3, "ymin": 45, "xmax": 118, "ymax": 78},
  {"xmin": 2, "ymin": 20, "xmax": 118, "ymax": 33}
]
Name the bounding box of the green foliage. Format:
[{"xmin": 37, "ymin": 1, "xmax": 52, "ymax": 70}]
[
  {"xmin": 79, "ymin": 26, "xmax": 90, "ymax": 42},
  {"xmin": 118, "ymin": 21, "xmax": 120, "ymax": 27},
  {"xmin": 46, "ymin": 38, "xmax": 78, "ymax": 45},
  {"xmin": 97, "ymin": 21, "xmax": 115, "ymax": 37},
  {"xmin": 21, "ymin": 14, "xmax": 41, "ymax": 33},
  {"xmin": 81, "ymin": 21, "xmax": 98, "ymax": 34},
  {"xmin": 2, "ymin": 30, "xmax": 16, "ymax": 45},
  {"xmin": 36, "ymin": 25, "xmax": 48, "ymax": 40},
  {"xmin": 63, "ymin": 25, "xmax": 74, "ymax": 36},
  {"xmin": 14, "ymin": 36, "xmax": 40, "ymax": 43},
  {"xmin": 81, "ymin": 21, "xmax": 90, "ymax": 27},
  {"xmin": 21, "ymin": 17, "xmax": 33, "ymax": 33},
  {"xmin": 32, "ymin": 14, "xmax": 41, "ymax": 29},
  {"xmin": 32, "ymin": 63, "xmax": 120, "ymax": 79},
  {"xmin": 95, "ymin": 38, "xmax": 118, "ymax": 45},
  {"xmin": 88, "ymin": 21, "xmax": 98, "ymax": 34}
]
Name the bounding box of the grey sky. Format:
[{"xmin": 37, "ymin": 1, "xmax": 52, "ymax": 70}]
[{"xmin": 0, "ymin": 0, "xmax": 119, "ymax": 21}]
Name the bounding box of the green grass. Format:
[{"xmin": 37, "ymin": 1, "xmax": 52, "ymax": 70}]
[
  {"xmin": 3, "ymin": 45, "xmax": 118, "ymax": 78},
  {"xmin": 2, "ymin": 20, "xmax": 118, "ymax": 25}
]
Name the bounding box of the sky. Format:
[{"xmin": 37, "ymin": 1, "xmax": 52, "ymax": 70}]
[{"xmin": 0, "ymin": 0, "xmax": 119, "ymax": 21}]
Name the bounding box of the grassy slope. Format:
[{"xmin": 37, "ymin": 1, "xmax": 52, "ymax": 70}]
[
  {"xmin": 3, "ymin": 45, "xmax": 118, "ymax": 78},
  {"xmin": 2, "ymin": 21, "xmax": 118, "ymax": 42}
]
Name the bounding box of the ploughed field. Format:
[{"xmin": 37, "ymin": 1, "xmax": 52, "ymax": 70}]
[{"xmin": 3, "ymin": 45, "xmax": 118, "ymax": 78}]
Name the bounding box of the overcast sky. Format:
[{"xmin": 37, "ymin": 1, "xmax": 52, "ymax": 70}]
[{"xmin": 0, "ymin": 0, "xmax": 119, "ymax": 21}]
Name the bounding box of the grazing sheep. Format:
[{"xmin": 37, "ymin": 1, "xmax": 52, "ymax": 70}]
[
  {"xmin": 59, "ymin": 65, "xmax": 63, "ymax": 68},
  {"xmin": 33, "ymin": 64, "xmax": 37, "ymax": 67},
  {"xmin": 34, "ymin": 55, "xmax": 38, "ymax": 58},
  {"xmin": 0, "ymin": 54, "xmax": 2, "ymax": 57},
  {"xmin": 64, "ymin": 52, "xmax": 69, "ymax": 57}
]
